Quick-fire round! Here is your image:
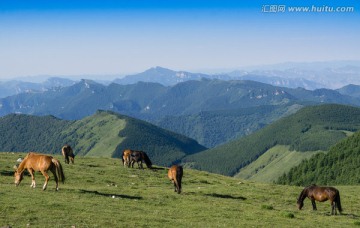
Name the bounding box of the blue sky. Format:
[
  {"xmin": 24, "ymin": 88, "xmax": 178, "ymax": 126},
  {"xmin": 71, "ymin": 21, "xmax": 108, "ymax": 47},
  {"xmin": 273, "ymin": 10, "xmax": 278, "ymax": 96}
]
[{"xmin": 0, "ymin": 0, "xmax": 359, "ymax": 79}]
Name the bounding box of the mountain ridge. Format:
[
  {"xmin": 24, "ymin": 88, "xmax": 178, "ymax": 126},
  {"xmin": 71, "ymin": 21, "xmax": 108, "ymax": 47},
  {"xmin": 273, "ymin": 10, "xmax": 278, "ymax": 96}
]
[{"xmin": 0, "ymin": 110, "xmax": 206, "ymax": 166}]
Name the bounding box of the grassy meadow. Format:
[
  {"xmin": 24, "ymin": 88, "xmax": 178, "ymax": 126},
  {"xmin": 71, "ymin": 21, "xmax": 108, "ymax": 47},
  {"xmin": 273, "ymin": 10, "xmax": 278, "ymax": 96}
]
[{"xmin": 1, "ymin": 152, "xmax": 360, "ymax": 227}]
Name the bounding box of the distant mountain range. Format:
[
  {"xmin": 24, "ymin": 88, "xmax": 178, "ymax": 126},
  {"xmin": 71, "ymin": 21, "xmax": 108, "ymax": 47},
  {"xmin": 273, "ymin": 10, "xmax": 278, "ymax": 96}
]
[
  {"xmin": 114, "ymin": 64, "xmax": 360, "ymax": 90},
  {"xmin": 2, "ymin": 61, "xmax": 360, "ymax": 99},
  {"xmin": 0, "ymin": 77, "xmax": 76, "ymax": 98},
  {"xmin": 1, "ymin": 78, "xmax": 359, "ymax": 120},
  {"xmin": 113, "ymin": 66, "xmax": 231, "ymax": 86},
  {"xmin": 1, "ymin": 78, "xmax": 360, "ymax": 148}
]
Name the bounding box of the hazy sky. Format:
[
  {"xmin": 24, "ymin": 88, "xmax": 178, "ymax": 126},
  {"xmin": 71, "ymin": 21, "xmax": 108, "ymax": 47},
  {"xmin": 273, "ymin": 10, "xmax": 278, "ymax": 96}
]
[{"xmin": 1, "ymin": 0, "xmax": 359, "ymax": 79}]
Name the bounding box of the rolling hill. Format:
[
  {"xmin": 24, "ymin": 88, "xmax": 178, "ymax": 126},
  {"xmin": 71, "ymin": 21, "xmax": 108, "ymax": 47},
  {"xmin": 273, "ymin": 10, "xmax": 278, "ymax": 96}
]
[
  {"xmin": 0, "ymin": 111, "xmax": 206, "ymax": 166},
  {"xmin": 182, "ymin": 104, "xmax": 360, "ymax": 178}
]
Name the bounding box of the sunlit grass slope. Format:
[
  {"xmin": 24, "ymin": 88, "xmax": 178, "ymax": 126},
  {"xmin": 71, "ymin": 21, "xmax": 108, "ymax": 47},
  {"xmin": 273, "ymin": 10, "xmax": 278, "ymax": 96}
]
[
  {"xmin": 1, "ymin": 152, "xmax": 360, "ymax": 227},
  {"xmin": 62, "ymin": 111, "xmax": 126, "ymax": 157},
  {"xmin": 236, "ymin": 145, "xmax": 325, "ymax": 183}
]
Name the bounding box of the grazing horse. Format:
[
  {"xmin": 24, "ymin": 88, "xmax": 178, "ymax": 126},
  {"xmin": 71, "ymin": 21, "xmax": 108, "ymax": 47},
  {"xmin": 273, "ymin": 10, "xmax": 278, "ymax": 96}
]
[
  {"xmin": 297, "ymin": 184, "xmax": 342, "ymax": 215},
  {"xmin": 62, "ymin": 144, "xmax": 75, "ymax": 164},
  {"xmin": 122, "ymin": 149, "xmax": 152, "ymax": 169},
  {"xmin": 14, "ymin": 152, "xmax": 65, "ymax": 191},
  {"xmin": 129, "ymin": 150, "xmax": 152, "ymax": 169},
  {"xmin": 168, "ymin": 165, "xmax": 183, "ymax": 194}
]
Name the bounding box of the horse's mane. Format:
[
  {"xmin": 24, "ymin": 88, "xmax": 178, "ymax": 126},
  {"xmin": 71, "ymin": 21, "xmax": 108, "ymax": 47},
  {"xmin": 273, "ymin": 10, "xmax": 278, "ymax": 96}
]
[
  {"xmin": 298, "ymin": 184, "xmax": 318, "ymax": 203},
  {"xmin": 297, "ymin": 187, "xmax": 308, "ymax": 203}
]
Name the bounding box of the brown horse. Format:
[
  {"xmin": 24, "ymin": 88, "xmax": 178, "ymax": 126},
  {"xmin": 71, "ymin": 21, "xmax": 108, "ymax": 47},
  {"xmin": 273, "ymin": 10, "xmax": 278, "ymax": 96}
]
[
  {"xmin": 62, "ymin": 144, "xmax": 75, "ymax": 164},
  {"xmin": 122, "ymin": 149, "xmax": 132, "ymax": 167},
  {"xmin": 168, "ymin": 165, "xmax": 183, "ymax": 194},
  {"xmin": 297, "ymin": 184, "xmax": 342, "ymax": 215},
  {"xmin": 122, "ymin": 149, "xmax": 152, "ymax": 169},
  {"xmin": 14, "ymin": 152, "xmax": 65, "ymax": 191}
]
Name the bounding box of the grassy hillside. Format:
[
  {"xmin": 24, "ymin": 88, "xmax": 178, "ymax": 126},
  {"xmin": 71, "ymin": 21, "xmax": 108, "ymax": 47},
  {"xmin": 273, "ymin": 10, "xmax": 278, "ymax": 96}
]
[
  {"xmin": 236, "ymin": 145, "xmax": 325, "ymax": 183},
  {"xmin": 277, "ymin": 130, "xmax": 360, "ymax": 186},
  {"xmin": 0, "ymin": 111, "xmax": 206, "ymax": 166},
  {"xmin": 60, "ymin": 111, "xmax": 127, "ymax": 157},
  {"xmin": 1, "ymin": 153, "xmax": 360, "ymax": 227},
  {"xmin": 183, "ymin": 104, "xmax": 360, "ymax": 176}
]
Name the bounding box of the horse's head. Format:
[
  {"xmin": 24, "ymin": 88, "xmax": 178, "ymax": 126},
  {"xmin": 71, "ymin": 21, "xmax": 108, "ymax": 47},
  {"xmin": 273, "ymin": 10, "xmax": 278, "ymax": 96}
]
[
  {"xmin": 122, "ymin": 154, "xmax": 130, "ymax": 167},
  {"xmin": 296, "ymin": 201, "xmax": 304, "ymax": 210},
  {"xmin": 69, "ymin": 155, "xmax": 75, "ymax": 164},
  {"xmin": 14, "ymin": 170, "xmax": 24, "ymax": 186}
]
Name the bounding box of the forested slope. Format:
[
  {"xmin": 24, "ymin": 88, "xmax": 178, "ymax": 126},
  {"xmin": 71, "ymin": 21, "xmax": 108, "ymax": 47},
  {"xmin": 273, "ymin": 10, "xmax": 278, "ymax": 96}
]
[
  {"xmin": 183, "ymin": 104, "xmax": 360, "ymax": 176},
  {"xmin": 277, "ymin": 130, "xmax": 360, "ymax": 186}
]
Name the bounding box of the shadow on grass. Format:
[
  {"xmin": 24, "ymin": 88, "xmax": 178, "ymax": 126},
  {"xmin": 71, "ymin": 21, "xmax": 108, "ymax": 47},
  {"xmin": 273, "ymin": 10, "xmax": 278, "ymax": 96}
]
[
  {"xmin": 0, "ymin": 170, "xmax": 14, "ymax": 176},
  {"xmin": 150, "ymin": 167, "xmax": 166, "ymax": 171},
  {"xmin": 205, "ymin": 193, "xmax": 247, "ymax": 200},
  {"xmin": 79, "ymin": 189, "xmax": 142, "ymax": 200},
  {"xmin": 337, "ymin": 213, "xmax": 359, "ymax": 218},
  {"xmin": 86, "ymin": 164, "xmax": 101, "ymax": 168}
]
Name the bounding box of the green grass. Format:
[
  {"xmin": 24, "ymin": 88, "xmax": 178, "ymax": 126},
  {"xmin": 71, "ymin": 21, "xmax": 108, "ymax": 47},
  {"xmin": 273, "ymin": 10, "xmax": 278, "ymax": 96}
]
[
  {"xmin": 235, "ymin": 145, "xmax": 325, "ymax": 183},
  {"xmin": 1, "ymin": 152, "xmax": 360, "ymax": 227}
]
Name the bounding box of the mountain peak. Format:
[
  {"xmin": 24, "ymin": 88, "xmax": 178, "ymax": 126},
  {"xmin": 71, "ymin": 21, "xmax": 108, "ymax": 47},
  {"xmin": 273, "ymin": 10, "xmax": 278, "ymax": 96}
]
[{"xmin": 146, "ymin": 66, "xmax": 175, "ymax": 74}]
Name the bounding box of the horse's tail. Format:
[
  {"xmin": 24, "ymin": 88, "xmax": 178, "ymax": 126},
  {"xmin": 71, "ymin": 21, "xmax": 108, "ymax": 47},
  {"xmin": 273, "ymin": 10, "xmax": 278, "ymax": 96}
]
[
  {"xmin": 142, "ymin": 152, "xmax": 152, "ymax": 168},
  {"xmin": 336, "ymin": 191, "xmax": 343, "ymax": 213},
  {"xmin": 176, "ymin": 165, "xmax": 183, "ymax": 194},
  {"xmin": 52, "ymin": 158, "xmax": 65, "ymax": 184}
]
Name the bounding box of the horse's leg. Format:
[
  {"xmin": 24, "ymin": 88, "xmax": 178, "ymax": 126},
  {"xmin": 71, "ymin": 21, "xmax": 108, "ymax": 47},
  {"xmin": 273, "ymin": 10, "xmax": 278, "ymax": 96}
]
[
  {"xmin": 331, "ymin": 201, "xmax": 336, "ymax": 215},
  {"xmin": 311, "ymin": 200, "xmax": 317, "ymax": 210},
  {"xmin": 40, "ymin": 170, "xmax": 50, "ymax": 191},
  {"xmin": 50, "ymin": 169, "xmax": 59, "ymax": 191},
  {"xmin": 28, "ymin": 168, "xmax": 36, "ymax": 188}
]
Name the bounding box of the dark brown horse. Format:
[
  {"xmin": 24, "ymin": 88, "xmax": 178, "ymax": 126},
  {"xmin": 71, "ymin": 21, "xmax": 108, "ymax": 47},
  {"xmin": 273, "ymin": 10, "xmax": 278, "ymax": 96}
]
[
  {"xmin": 14, "ymin": 152, "xmax": 65, "ymax": 191},
  {"xmin": 122, "ymin": 149, "xmax": 152, "ymax": 169},
  {"xmin": 297, "ymin": 184, "xmax": 342, "ymax": 215},
  {"xmin": 62, "ymin": 144, "xmax": 75, "ymax": 164},
  {"xmin": 168, "ymin": 165, "xmax": 183, "ymax": 194}
]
